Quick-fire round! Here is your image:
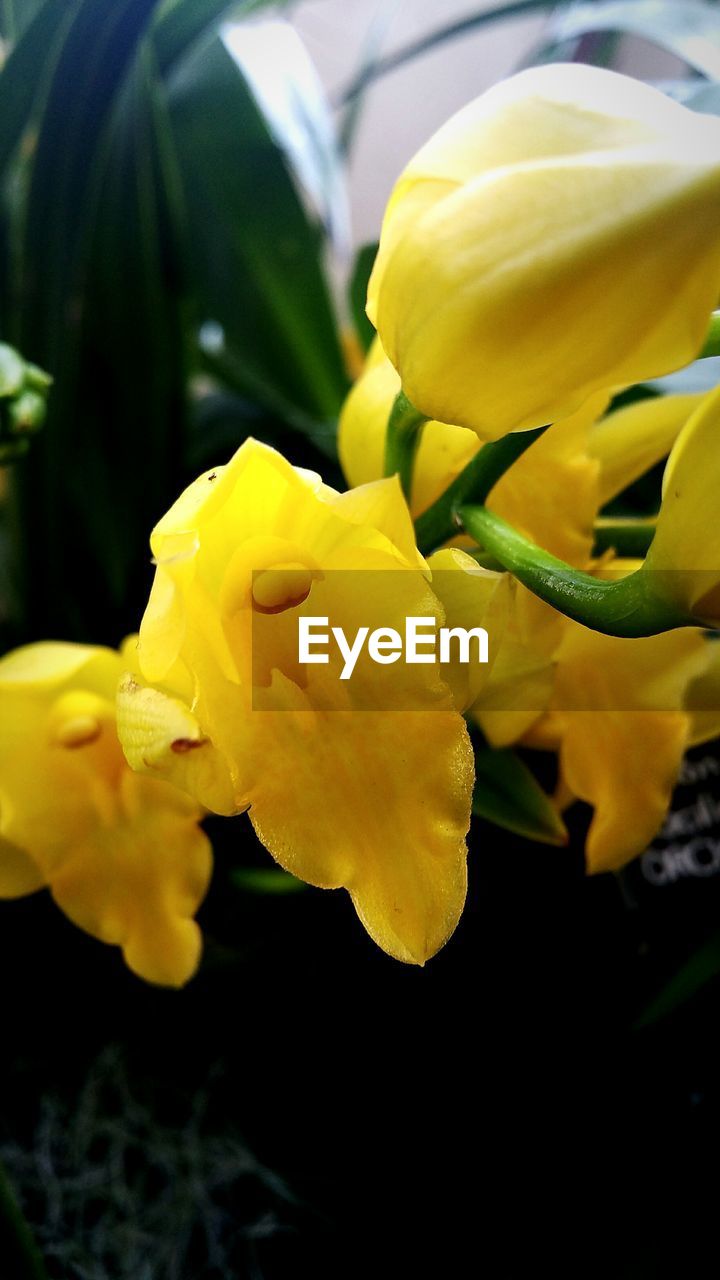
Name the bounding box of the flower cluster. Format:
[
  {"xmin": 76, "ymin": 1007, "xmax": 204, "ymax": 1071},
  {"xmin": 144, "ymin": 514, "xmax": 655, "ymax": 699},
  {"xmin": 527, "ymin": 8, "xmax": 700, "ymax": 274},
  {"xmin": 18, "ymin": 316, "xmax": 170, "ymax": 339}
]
[{"xmin": 3, "ymin": 63, "xmax": 720, "ymax": 981}]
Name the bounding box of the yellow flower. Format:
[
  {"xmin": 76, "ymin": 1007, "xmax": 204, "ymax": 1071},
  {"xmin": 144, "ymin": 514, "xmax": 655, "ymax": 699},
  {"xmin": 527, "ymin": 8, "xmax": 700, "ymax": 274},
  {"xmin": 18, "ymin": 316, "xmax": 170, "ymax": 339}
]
[
  {"xmin": 367, "ymin": 64, "xmax": 720, "ymax": 437},
  {"xmin": 0, "ymin": 642, "xmax": 211, "ymax": 986},
  {"xmin": 521, "ymin": 608, "xmax": 720, "ymax": 872},
  {"xmin": 639, "ymin": 384, "xmax": 720, "ymax": 626},
  {"xmin": 342, "ymin": 338, "xmax": 720, "ymax": 871},
  {"xmin": 117, "ymin": 439, "xmax": 482, "ymax": 965}
]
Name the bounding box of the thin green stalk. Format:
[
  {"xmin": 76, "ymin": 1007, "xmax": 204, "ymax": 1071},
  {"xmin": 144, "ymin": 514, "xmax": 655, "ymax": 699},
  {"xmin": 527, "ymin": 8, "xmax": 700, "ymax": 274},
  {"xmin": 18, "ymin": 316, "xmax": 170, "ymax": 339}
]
[
  {"xmin": 0, "ymin": 1161, "xmax": 49, "ymax": 1280},
  {"xmin": 383, "ymin": 390, "xmax": 427, "ymax": 498},
  {"xmin": 459, "ymin": 504, "xmax": 689, "ymax": 637},
  {"xmin": 592, "ymin": 517, "xmax": 656, "ymax": 559},
  {"xmin": 415, "ymin": 424, "xmax": 547, "ymax": 555}
]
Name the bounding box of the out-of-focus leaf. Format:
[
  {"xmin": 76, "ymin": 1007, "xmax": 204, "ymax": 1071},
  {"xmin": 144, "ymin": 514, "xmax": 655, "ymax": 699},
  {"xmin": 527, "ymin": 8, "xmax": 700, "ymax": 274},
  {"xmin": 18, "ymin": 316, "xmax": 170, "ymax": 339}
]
[
  {"xmin": 152, "ymin": 0, "xmax": 284, "ymax": 77},
  {"xmin": 473, "ymin": 747, "xmax": 568, "ymax": 846},
  {"xmin": 0, "ymin": 0, "xmax": 48, "ymax": 42},
  {"xmin": 231, "ymin": 867, "xmax": 308, "ymax": 894},
  {"xmin": 636, "ymin": 930, "xmax": 720, "ymax": 1028},
  {"xmin": 223, "ymin": 18, "xmax": 349, "ymax": 252},
  {"xmin": 165, "ymin": 28, "xmax": 349, "ymax": 427},
  {"xmin": 338, "ymin": 0, "xmax": 402, "ymax": 152},
  {"xmin": 5, "ymin": 0, "xmax": 166, "ymax": 639},
  {"xmin": 0, "ymin": 0, "xmax": 80, "ymax": 178},
  {"xmin": 349, "ymin": 243, "xmax": 378, "ymax": 354},
  {"xmin": 683, "ymin": 77, "xmax": 720, "ymax": 113},
  {"xmin": 339, "ymin": 1, "xmax": 561, "ymax": 105},
  {"xmin": 548, "ymin": 1, "xmax": 720, "ymax": 79}
]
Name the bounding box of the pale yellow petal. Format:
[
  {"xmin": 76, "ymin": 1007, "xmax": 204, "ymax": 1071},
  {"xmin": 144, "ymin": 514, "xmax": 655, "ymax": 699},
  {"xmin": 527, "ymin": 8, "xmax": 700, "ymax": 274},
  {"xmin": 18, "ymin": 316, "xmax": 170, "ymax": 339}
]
[
  {"xmin": 427, "ymin": 547, "xmax": 509, "ymax": 711},
  {"xmin": 589, "ymin": 392, "xmax": 703, "ymax": 505},
  {"xmin": 117, "ymin": 674, "xmax": 236, "ymax": 815},
  {"xmin": 369, "ymin": 65, "xmax": 720, "ymax": 437}
]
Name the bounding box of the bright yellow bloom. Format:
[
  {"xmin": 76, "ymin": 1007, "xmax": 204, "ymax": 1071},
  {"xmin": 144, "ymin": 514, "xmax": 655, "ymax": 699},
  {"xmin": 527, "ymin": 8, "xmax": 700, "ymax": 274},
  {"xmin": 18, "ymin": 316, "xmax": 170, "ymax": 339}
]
[
  {"xmin": 0, "ymin": 642, "xmax": 211, "ymax": 986},
  {"xmin": 117, "ymin": 439, "xmax": 485, "ymax": 965},
  {"xmin": 521, "ymin": 607, "xmax": 720, "ymax": 872},
  {"xmin": 639, "ymin": 384, "xmax": 720, "ymax": 626},
  {"xmin": 367, "ymin": 64, "xmax": 720, "ymax": 437}
]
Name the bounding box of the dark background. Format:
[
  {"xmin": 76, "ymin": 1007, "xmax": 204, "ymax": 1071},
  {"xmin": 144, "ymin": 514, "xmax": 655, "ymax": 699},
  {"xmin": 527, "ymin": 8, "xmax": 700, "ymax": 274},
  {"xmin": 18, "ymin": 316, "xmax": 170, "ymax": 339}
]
[{"xmin": 2, "ymin": 753, "xmax": 719, "ymax": 1280}]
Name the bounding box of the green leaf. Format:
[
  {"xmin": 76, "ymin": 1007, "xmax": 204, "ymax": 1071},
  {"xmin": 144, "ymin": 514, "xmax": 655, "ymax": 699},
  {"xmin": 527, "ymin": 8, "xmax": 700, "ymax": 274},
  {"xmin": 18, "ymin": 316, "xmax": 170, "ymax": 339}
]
[
  {"xmin": 222, "ymin": 17, "xmax": 349, "ymax": 253},
  {"xmin": 0, "ymin": 0, "xmax": 80, "ymax": 179},
  {"xmin": 636, "ymin": 930, "xmax": 720, "ymax": 1028},
  {"xmin": 165, "ymin": 26, "xmax": 349, "ymax": 426},
  {"xmin": 152, "ymin": 0, "xmax": 285, "ymax": 77},
  {"xmin": 231, "ymin": 867, "xmax": 308, "ymax": 895},
  {"xmin": 0, "ymin": 0, "xmax": 347, "ymax": 640},
  {"xmin": 548, "ymin": 1, "xmax": 720, "ymax": 79},
  {"xmin": 472, "ymin": 747, "xmax": 568, "ymax": 846},
  {"xmin": 0, "ymin": 0, "xmax": 48, "ymax": 42},
  {"xmin": 4, "ymin": 0, "xmax": 170, "ymax": 638},
  {"xmin": 349, "ymin": 243, "xmax": 378, "ymax": 353}
]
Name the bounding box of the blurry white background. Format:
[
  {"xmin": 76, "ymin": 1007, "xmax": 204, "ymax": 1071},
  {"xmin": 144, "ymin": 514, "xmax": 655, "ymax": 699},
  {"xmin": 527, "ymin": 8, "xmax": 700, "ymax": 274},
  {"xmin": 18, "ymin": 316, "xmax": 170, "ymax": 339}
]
[{"xmin": 289, "ymin": 0, "xmax": 684, "ymax": 246}]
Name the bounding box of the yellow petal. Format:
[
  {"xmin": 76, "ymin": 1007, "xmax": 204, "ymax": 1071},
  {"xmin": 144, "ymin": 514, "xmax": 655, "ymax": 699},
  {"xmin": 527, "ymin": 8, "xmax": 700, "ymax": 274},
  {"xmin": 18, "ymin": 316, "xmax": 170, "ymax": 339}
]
[
  {"xmin": 338, "ymin": 345, "xmax": 399, "ymax": 490},
  {"xmin": 244, "ymin": 672, "xmax": 472, "ymax": 965},
  {"xmin": 48, "ymin": 771, "xmax": 212, "ymax": 987},
  {"xmin": 117, "ymin": 674, "xmax": 236, "ymax": 815},
  {"xmin": 489, "ymin": 393, "xmax": 605, "ymax": 564},
  {"xmin": 558, "ymin": 710, "xmax": 688, "ymax": 872},
  {"xmin": 685, "ymin": 639, "xmax": 720, "ymax": 747},
  {"xmin": 0, "ymin": 836, "xmax": 45, "ymax": 897},
  {"xmin": 645, "ymin": 385, "xmax": 720, "ymax": 623},
  {"xmin": 534, "ymin": 621, "xmax": 712, "ymax": 871},
  {"xmin": 427, "ymin": 547, "xmax": 509, "ymax": 711},
  {"xmin": 337, "ymin": 341, "xmax": 479, "ymax": 519},
  {"xmin": 328, "ymin": 474, "xmax": 427, "ymax": 571},
  {"xmin": 0, "ymin": 640, "xmax": 120, "ymax": 696},
  {"xmin": 369, "ymin": 65, "xmax": 720, "ymax": 436},
  {"xmin": 0, "ymin": 640, "xmax": 212, "ymax": 986},
  {"xmin": 589, "ymin": 392, "xmax": 703, "ymax": 506}
]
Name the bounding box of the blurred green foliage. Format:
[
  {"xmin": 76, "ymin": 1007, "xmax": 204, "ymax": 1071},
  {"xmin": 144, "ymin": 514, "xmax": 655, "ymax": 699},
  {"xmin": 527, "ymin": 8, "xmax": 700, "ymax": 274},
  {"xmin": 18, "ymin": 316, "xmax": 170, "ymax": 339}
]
[{"xmin": 0, "ymin": 0, "xmax": 351, "ymax": 644}]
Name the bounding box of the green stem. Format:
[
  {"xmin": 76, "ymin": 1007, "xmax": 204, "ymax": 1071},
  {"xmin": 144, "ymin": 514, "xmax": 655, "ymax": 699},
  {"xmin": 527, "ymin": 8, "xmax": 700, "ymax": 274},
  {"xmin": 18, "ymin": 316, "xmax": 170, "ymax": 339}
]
[
  {"xmin": 415, "ymin": 424, "xmax": 547, "ymax": 555},
  {"xmin": 0, "ymin": 1161, "xmax": 49, "ymax": 1280},
  {"xmin": 700, "ymin": 310, "xmax": 720, "ymax": 359},
  {"xmin": 383, "ymin": 390, "xmax": 427, "ymax": 498},
  {"xmin": 459, "ymin": 504, "xmax": 689, "ymax": 637},
  {"xmin": 592, "ymin": 517, "xmax": 657, "ymax": 559}
]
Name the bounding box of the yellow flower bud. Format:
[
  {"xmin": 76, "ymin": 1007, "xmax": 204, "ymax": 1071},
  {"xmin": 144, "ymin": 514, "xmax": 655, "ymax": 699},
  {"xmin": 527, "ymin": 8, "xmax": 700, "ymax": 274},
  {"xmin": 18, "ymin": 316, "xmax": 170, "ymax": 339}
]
[{"xmin": 368, "ymin": 64, "xmax": 720, "ymax": 437}]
